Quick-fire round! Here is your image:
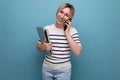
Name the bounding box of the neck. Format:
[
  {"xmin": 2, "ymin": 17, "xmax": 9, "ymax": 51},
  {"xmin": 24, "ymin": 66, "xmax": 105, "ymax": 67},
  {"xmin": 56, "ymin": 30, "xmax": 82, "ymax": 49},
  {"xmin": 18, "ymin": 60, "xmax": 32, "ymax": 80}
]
[{"xmin": 55, "ymin": 22, "xmax": 65, "ymax": 29}]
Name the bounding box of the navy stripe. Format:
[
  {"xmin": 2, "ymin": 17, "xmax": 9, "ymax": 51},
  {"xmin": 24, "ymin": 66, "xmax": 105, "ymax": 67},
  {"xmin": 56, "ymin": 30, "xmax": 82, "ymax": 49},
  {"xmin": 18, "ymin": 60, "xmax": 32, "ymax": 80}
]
[
  {"xmin": 51, "ymin": 56, "xmax": 70, "ymax": 59},
  {"xmin": 74, "ymin": 39, "xmax": 80, "ymax": 41},
  {"xmin": 50, "ymin": 38, "xmax": 67, "ymax": 40},
  {"xmin": 49, "ymin": 34, "xmax": 65, "ymax": 37},
  {"xmin": 52, "ymin": 49, "xmax": 70, "ymax": 52},
  {"xmin": 72, "ymin": 33, "xmax": 78, "ymax": 36},
  {"xmin": 51, "ymin": 42, "xmax": 68, "ymax": 44},
  {"xmin": 46, "ymin": 55, "xmax": 70, "ymax": 59},
  {"xmin": 52, "ymin": 46, "xmax": 70, "ymax": 48},
  {"xmin": 45, "ymin": 55, "xmax": 56, "ymax": 60},
  {"xmin": 72, "ymin": 36, "xmax": 79, "ymax": 38},
  {"xmin": 52, "ymin": 53, "xmax": 69, "ymax": 55},
  {"xmin": 45, "ymin": 58, "xmax": 70, "ymax": 64}
]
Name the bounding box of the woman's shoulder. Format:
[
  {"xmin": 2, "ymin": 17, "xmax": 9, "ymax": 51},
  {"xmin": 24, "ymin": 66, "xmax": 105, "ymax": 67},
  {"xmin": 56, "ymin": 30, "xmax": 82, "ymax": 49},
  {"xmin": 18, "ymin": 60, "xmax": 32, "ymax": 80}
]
[
  {"xmin": 70, "ymin": 26, "xmax": 77, "ymax": 32},
  {"xmin": 44, "ymin": 24, "xmax": 55, "ymax": 29}
]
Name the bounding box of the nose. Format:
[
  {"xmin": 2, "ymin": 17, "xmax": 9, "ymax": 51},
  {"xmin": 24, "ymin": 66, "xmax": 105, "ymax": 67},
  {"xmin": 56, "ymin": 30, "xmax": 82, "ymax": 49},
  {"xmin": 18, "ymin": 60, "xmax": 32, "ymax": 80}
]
[{"xmin": 60, "ymin": 14, "xmax": 64, "ymax": 18}]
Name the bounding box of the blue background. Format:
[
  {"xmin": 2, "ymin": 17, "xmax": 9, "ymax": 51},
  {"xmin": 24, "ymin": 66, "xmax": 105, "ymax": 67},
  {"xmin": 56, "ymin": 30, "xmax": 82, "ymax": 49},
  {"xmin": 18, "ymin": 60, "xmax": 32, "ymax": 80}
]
[{"xmin": 0, "ymin": 0, "xmax": 120, "ymax": 80}]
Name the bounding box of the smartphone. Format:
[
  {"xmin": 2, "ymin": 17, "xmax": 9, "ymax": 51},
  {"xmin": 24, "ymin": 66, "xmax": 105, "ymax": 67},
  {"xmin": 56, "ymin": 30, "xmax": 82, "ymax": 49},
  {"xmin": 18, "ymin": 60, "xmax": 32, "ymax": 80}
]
[{"xmin": 64, "ymin": 18, "xmax": 71, "ymax": 31}]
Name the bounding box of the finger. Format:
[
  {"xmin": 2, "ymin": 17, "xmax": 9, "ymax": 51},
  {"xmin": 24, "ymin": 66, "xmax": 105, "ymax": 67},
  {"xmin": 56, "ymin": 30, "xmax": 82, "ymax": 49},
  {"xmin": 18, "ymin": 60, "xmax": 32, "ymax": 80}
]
[
  {"xmin": 48, "ymin": 43, "xmax": 52, "ymax": 50},
  {"xmin": 44, "ymin": 39, "xmax": 47, "ymax": 42}
]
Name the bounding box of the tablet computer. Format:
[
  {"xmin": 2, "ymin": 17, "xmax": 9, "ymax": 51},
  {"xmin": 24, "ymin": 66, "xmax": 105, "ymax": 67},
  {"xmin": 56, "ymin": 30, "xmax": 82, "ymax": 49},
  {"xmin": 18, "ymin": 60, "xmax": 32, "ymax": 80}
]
[
  {"xmin": 36, "ymin": 27, "xmax": 45, "ymax": 42},
  {"xmin": 36, "ymin": 27, "xmax": 52, "ymax": 54}
]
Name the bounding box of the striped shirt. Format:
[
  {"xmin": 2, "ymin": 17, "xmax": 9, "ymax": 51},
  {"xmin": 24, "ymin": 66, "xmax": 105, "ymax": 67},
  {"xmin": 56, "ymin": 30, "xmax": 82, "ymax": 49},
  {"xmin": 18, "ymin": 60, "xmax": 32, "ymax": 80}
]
[{"xmin": 42, "ymin": 24, "xmax": 81, "ymax": 70}]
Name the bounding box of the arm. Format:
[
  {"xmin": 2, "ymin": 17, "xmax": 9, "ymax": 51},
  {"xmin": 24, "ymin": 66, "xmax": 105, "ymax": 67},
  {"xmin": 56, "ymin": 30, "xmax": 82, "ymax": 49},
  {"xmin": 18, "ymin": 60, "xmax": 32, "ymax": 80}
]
[
  {"xmin": 65, "ymin": 32, "xmax": 82, "ymax": 56},
  {"xmin": 64, "ymin": 20, "xmax": 82, "ymax": 56}
]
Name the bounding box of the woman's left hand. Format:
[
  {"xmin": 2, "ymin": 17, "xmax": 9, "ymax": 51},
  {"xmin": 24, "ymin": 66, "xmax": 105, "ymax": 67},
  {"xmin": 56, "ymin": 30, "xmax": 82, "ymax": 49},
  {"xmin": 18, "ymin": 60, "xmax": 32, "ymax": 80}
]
[{"xmin": 64, "ymin": 19, "xmax": 72, "ymax": 34}]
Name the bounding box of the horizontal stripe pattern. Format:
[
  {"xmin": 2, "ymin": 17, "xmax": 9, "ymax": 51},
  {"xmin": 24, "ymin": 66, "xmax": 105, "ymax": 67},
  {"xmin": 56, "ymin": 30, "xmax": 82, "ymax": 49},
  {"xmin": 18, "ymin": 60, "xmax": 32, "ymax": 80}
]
[
  {"xmin": 45, "ymin": 34, "xmax": 71, "ymax": 64},
  {"xmin": 72, "ymin": 32, "xmax": 81, "ymax": 45},
  {"xmin": 44, "ymin": 24, "xmax": 81, "ymax": 65}
]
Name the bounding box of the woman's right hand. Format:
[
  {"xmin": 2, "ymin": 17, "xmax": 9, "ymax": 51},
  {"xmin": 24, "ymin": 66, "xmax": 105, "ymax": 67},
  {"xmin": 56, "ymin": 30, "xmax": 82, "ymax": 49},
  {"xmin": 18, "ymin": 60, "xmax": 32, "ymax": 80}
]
[
  {"xmin": 37, "ymin": 41, "xmax": 52, "ymax": 51},
  {"xmin": 43, "ymin": 42, "xmax": 52, "ymax": 51}
]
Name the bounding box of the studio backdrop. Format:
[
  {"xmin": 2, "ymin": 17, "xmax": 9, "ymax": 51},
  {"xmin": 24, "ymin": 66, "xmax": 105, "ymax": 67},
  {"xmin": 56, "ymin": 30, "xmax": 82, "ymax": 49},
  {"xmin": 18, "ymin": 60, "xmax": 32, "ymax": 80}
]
[{"xmin": 0, "ymin": 0, "xmax": 120, "ymax": 80}]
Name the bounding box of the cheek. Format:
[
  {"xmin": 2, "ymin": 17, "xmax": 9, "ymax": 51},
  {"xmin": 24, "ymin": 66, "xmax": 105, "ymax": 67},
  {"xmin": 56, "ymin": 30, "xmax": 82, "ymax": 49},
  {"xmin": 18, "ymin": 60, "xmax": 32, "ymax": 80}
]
[
  {"xmin": 57, "ymin": 13, "xmax": 61, "ymax": 17},
  {"xmin": 66, "ymin": 16, "xmax": 69, "ymax": 19},
  {"xmin": 56, "ymin": 15, "xmax": 59, "ymax": 20},
  {"xmin": 64, "ymin": 16, "xmax": 69, "ymax": 21}
]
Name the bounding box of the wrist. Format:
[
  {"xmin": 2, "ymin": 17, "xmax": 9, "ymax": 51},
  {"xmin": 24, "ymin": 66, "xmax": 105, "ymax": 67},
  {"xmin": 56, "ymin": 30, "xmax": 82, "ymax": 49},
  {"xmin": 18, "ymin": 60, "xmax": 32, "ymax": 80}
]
[{"xmin": 65, "ymin": 32, "xmax": 70, "ymax": 37}]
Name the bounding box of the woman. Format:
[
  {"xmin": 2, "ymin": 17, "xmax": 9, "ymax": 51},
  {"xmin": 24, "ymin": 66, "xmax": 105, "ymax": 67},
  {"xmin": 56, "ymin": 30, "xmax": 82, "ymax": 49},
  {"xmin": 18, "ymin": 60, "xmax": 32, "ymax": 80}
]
[{"xmin": 37, "ymin": 3, "xmax": 82, "ymax": 80}]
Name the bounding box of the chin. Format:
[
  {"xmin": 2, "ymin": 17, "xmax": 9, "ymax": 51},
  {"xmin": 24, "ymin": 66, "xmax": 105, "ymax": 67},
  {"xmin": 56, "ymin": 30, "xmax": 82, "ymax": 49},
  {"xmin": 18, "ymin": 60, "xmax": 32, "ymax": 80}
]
[{"xmin": 57, "ymin": 21, "xmax": 64, "ymax": 25}]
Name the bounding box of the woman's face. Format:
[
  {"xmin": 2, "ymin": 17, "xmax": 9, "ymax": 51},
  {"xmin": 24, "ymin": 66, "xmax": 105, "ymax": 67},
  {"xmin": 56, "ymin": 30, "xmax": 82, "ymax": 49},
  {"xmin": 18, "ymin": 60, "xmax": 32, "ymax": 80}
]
[{"xmin": 56, "ymin": 7, "xmax": 72, "ymax": 26}]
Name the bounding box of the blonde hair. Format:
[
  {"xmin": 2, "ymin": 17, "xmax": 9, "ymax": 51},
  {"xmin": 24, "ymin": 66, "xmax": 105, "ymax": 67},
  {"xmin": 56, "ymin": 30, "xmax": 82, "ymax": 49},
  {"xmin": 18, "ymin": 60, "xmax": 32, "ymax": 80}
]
[{"xmin": 56, "ymin": 3, "xmax": 75, "ymax": 19}]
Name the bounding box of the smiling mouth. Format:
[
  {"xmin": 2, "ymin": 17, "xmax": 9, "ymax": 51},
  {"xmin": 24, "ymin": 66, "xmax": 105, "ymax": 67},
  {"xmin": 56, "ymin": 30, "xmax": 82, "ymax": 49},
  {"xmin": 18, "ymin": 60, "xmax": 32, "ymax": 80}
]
[
  {"xmin": 57, "ymin": 20, "xmax": 65, "ymax": 25},
  {"xmin": 58, "ymin": 18, "xmax": 65, "ymax": 23}
]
